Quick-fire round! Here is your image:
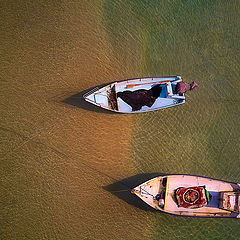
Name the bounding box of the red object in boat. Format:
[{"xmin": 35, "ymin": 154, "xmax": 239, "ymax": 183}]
[{"xmin": 175, "ymin": 186, "xmax": 208, "ymax": 209}]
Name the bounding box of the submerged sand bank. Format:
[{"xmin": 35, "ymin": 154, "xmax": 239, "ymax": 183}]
[{"xmin": 1, "ymin": 1, "xmax": 154, "ymax": 239}]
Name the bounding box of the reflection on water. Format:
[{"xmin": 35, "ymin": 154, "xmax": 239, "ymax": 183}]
[{"xmin": 1, "ymin": 0, "xmax": 239, "ymax": 239}]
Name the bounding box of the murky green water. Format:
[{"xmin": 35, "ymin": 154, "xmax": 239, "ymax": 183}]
[{"xmin": 1, "ymin": 0, "xmax": 239, "ymax": 239}]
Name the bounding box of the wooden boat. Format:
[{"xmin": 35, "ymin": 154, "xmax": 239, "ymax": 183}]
[
  {"xmin": 83, "ymin": 76, "xmax": 186, "ymax": 113},
  {"xmin": 132, "ymin": 174, "xmax": 240, "ymax": 218}
]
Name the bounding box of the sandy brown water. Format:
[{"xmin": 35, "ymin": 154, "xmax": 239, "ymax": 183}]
[
  {"xmin": 1, "ymin": 1, "xmax": 240, "ymax": 240},
  {"xmin": 0, "ymin": 1, "xmax": 153, "ymax": 239}
]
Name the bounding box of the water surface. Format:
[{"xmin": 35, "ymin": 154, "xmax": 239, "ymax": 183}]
[{"xmin": 1, "ymin": 1, "xmax": 239, "ymax": 239}]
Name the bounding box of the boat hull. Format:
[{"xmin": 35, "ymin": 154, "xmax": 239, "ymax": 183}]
[
  {"xmin": 83, "ymin": 76, "xmax": 185, "ymax": 113},
  {"xmin": 132, "ymin": 174, "xmax": 240, "ymax": 218}
]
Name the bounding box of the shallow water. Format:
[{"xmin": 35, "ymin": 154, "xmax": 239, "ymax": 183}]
[{"xmin": 1, "ymin": 1, "xmax": 239, "ymax": 239}]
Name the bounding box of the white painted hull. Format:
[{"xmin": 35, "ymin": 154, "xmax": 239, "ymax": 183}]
[
  {"xmin": 84, "ymin": 76, "xmax": 185, "ymax": 113},
  {"xmin": 132, "ymin": 174, "xmax": 240, "ymax": 218}
]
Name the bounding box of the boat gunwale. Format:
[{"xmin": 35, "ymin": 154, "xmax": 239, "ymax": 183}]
[
  {"xmin": 83, "ymin": 76, "xmax": 184, "ymax": 113},
  {"xmin": 133, "ymin": 174, "xmax": 240, "ymax": 218},
  {"xmin": 136, "ymin": 174, "xmax": 240, "ymax": 187}
]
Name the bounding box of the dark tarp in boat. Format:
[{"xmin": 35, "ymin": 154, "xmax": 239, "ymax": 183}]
[
  {"xmin": 174, "ymin": 81, "xmax": 198, "ymax": 94},
  {"xmin": 117, "ymin": 84, "xmax": 162, "ymax": 111}
]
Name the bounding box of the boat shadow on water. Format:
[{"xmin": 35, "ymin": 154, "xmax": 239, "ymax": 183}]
[
  {"xmin": 62, "ymin": 84, "xmax": 115, "ymax": 114},
  {"xmin": 103, "ymin": 173, "xmax": 165, "ymax": 211}
]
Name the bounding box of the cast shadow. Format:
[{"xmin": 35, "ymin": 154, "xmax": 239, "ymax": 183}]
[
  {"xmin": 103, "ymin": 172, "xmax": 165, "ymax": 211},
  {"xmin": 62, "ymin": 84, "xmax": 116, "ymax": 114}
]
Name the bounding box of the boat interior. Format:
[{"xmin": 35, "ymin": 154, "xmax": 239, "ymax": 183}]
[
  {"xmin": 84, "ymin": 77, "xmax": 186, "ymax": 113},
  {"xmin": 159, "ymin": 176, "xmax": 240, "ymax": 216},
  {"xmin": 115, "ymin": 81, "xmax": 184, "ymax": 113},
  {"xmin": 133, "ymin": 175, "xmax": 240, "ymax": 217}
]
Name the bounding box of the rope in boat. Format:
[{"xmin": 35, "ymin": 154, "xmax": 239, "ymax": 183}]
[
  {"xmin": 139, "ymin": 187, "xmax": 154, "ymax": 197},
  {"xmin": 93, "ymin": 93, "xmax": 108, "ymax": 97}
]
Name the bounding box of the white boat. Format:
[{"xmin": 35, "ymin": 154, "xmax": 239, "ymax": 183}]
[
  {"xmin": 83, "ymin": 76, "xmax": 186, "ymax": 113},
  {"xmin": 132, "ymin": 174, "xmax": 240, "ymax": 218}
]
